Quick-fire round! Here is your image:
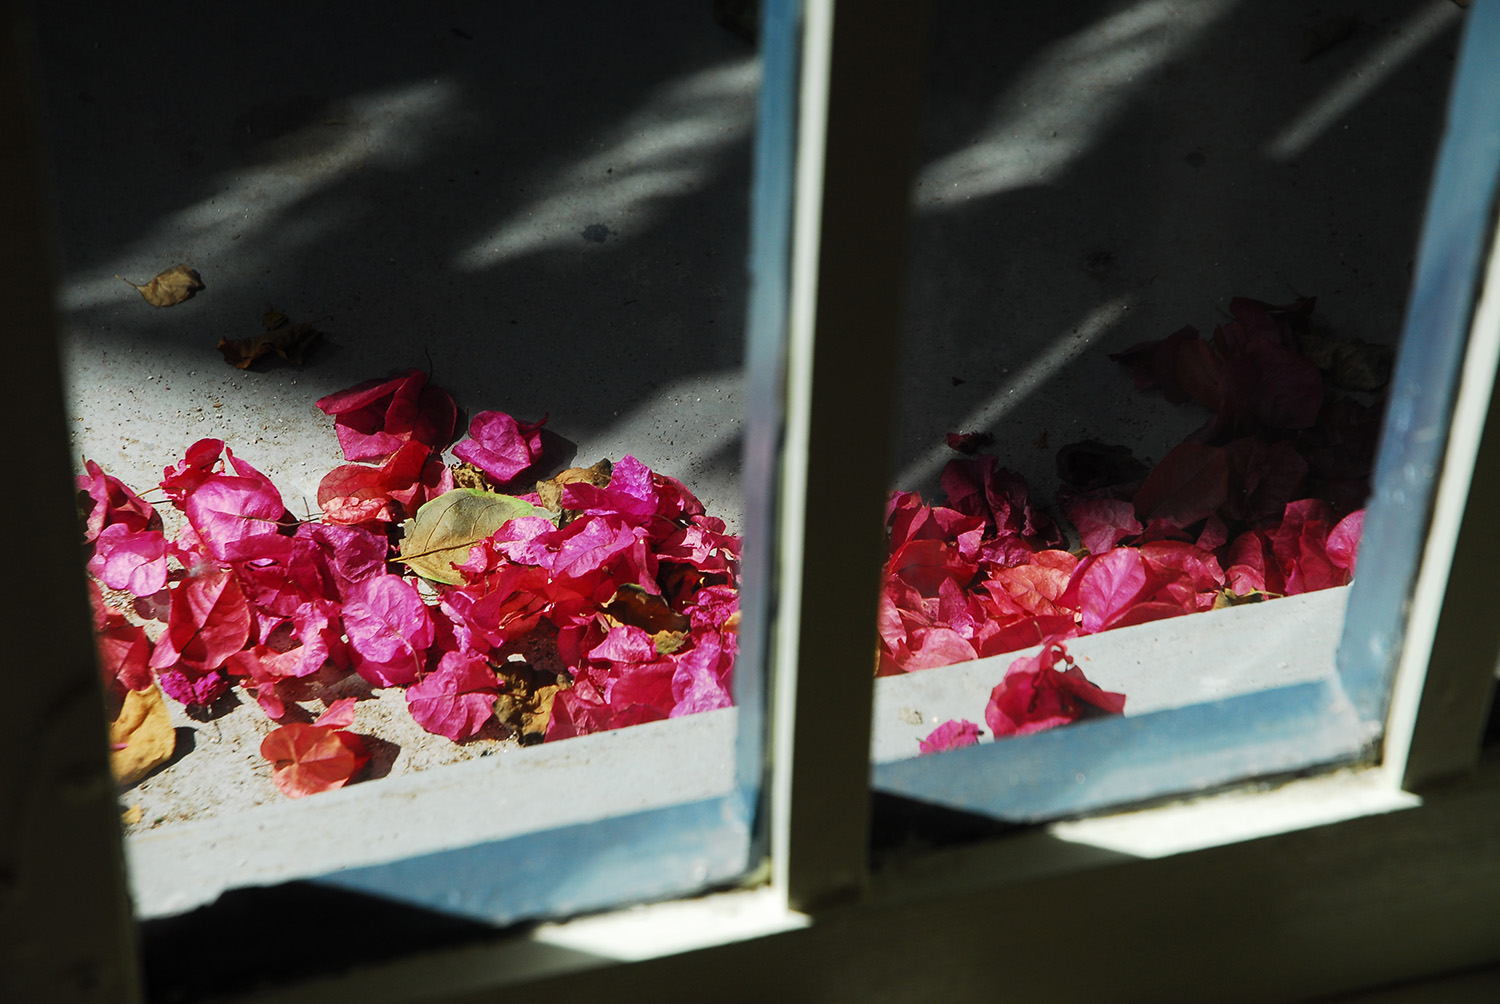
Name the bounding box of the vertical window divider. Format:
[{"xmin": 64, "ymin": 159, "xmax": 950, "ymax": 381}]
[
  {"xmin": 767, "ymin": 0, "xmax": 930, "ymax": 912},
  {"xmin": 1389, "ymin": 202, "xmax": 1500, "ymax": 790},
  {"xmin": 1, "ymin": 1, "xmax": 141, "ymax": 998}
]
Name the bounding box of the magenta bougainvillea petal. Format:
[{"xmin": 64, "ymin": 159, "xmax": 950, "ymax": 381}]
[
  {"xmin": 452, "ymin": 410, "xmax": 547, "ymax": 484},
  {"xmin": 1073, "ymin": 548, "xmax": 1148, "ymax": 634},
  {"xmin": 984, "ymin": 643, "xmax": 1125, "ymax": 739},
  {"xmin": 95, "ymin": 611, "xmax": 154, "ymax": 693},
  {"xmin": 315, "ymin": 369, "xmax": 457, "ymax": 462},
  {"xmin": 78, "ymin": 459, "xmax": 158, "ymax": 543},
  {"xmin": 341, "ymin": 574, "xmax": 433, "ymax": 687},
  {"xmin": 405, "ymin": 651, "xmax": 500, "ymax": 741},
  {"xmin": 1133, "ymin": 442, "xmax": 1229, "ymax": 528},
  {"xmin": 177, "ymin": 448, "xmax": 293, "ymax": 564},
  {"xmin": 919, "ymin": 719, "xmax": 983, "ymax": 755},
  {"xmin": 148, "ymin": 568, "xmax": 251, "ymax": 676},
  {"xmin": 160, "ymin": 438, "xmax": 226, "ymax": 500},
  {"xmin": 1064, "ymin": 497, "xmax": 1141, "ymax": 555},
  {"xmin": 87, "ymin": 523, "xmax": 169, "ymax": 597}
]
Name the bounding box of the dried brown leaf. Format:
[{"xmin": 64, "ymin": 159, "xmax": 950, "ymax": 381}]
[
  {"xmin": 536, "ymin": 458, "xmax": 613, "ymax": 512},
  {"xmin": 217, "ymin": 312, "xmax": 323, "ymax": 369},
  {"xmin": 1294, "ymin": 330, "xmax": 1392, "ymax": 392},
  {"xmin": 121, "ymin": 264, "xmax": 204, "ymax": 307},
  {"xmin": 109, "ymin": 682, "xmax": 176, "ymax": 786},
  {"xmin": 451, "ymin": 461, "xmax": 496, "ymax": 491},
  {"xmin": 493, "ymin": 661, "xmax": 569, "ymax": 744},
  {"xmin": 604, "ymin": 583, "xmax": 691, "ymax": 635}
]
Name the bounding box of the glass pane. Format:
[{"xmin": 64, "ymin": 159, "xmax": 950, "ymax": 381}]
[
  {"xmin": 870, "ymin": 0, "xmax": 1470, "ymax": 825},
  {"xmin": 38, "ymin": 2, "xmax": 769, "ymax": 988}
]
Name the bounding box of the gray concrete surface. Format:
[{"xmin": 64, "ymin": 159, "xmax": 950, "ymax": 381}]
[
  {"xmin": 893, "ymin": 0, "xmax": 1460, "ymax": 499},
  {"xmin": 35, "ymin": 1, "xmax": 1463, "ymax": 524},
  {"xmin": 37, "ymin": 2, "xmax": 756, "ymax": 525}
]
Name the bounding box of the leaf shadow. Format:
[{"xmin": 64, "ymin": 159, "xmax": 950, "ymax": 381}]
[
  {"xmin": 354, "ymin": 733, "xmax": 401, "ymax": 783},
  {"xmin": 185, "ymin": 689, "xmax": 242, "ymax": 722}
]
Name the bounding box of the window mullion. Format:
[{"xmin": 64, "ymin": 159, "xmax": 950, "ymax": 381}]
[
  {"xmin": 770, "ymin": 0, "xmax": 930, "ymax": 912},
  {"xmin": 1393, "ymin": 202, "xmax": 1500, "ymax": 789},
  {"xmin": 0, "ymin": 3, "xmax": 142, "ymax": 998}
]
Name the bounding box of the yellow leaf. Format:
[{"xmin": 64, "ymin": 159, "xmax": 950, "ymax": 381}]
[
  {"xmin": 120, "ymin": 264, "xmax": 204, "ymax": 307},
  {"xmin": 108, "ymin": 683, "xmax": 176, "ymax": 786},
  {"xmin": 398, "ymin": 488, "xmax": 546, "ymax": 585}
]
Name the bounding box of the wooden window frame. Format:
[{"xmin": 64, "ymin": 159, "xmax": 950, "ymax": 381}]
[{"xmin": 5, "ymin": 1, "xmax": 1500, "ymax": 1001}]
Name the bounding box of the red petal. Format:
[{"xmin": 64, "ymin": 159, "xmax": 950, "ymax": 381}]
[
  {"xmin": 1133, "ymin": 442, "xmax": 1229, "ymax": 527},
  {"xmin": 314, "ymin": 696, "xmax": 360, "ymax": 729},
  {"xmin": 260, "ymin": 723, "xmax": 369, "ymax": 798},
  {"xmin": 149, "ymin": 568, "xmax": 250, "ymax": 674},
  {"xmin": 985, "ymin": 643, "xmax": 1124, "ymax": 738},
  {"xmin": 77, "ymin": 460, "xmax": 157, "ymax": 542},
  {"xmin": 1073, "ymin": 548, "xmax": 1147, "ymax": 634},
  {"xmin": 316, "ymin": 370, "xmax": 456, "ymax": 462}
]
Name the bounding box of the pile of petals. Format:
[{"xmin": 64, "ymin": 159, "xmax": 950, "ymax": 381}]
[
  {"xmin": 80, "ymin": 367, "xmax": 740, "ymax": 797},
  {"xmin": 905, "ymin": 296, "xmax": 1376, "ymax": 752}
]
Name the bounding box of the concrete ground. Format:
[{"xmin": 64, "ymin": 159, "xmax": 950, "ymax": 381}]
[
  {"xmin": 37, "ymin": 2, "xmax": 757, "ymax": 526},
  {"xmin": 34, "ymin": 0, "xmax": 1464, "ymax": 528},
  {"xmin": 29, "ymin": 0, "xmax": 1467, "ymax": 913}
]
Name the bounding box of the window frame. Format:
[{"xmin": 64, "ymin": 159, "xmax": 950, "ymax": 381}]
[{"xmin": 5, "ymin": 0, "xmax": 1500, "ymax": 1001}]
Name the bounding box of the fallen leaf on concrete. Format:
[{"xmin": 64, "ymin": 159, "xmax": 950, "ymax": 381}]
[
  {"xmin": 108, "ymin": 682, "xmax": 176, "ymax": 786},
  {"xmin": 261, "ymin": 721, "xmax": 369, "ymax": 798},
  {"xmin": 121, "ymin": 264, "xmax": 204, "ymax": 307},
  {"xmin": 217, "ymin": 311, "xmax": 322, "ymax": 369}
]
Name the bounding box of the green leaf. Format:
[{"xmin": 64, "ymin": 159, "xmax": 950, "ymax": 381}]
[{"xmin": 398, "ymin": 488, "xmax": 547, "ymax": 584}]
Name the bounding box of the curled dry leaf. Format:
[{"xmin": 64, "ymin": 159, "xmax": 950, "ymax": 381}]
[
  {"xmin": 536, "ymin": 458, "xmax": 614, "ymax": 513},
  {"xmin": 121, "ymin": 264, "xmax": 204, "ymax": 307},
  {"xmin": 398, "ymin": 488, "xmax": 547, "ymax": 584},
  {"xmin": 450, "ymin": 461, "xmax": 497, "ymax": 492},
  {"xmin": 109, "ymin": 682, "xmax": 176, "ymax": 786},
  {"xmin": 217, "ymin": 311, "xmax": 323, "ymax": 369},
  {"xmin": 603, "ymin": 583, "xmax": 691, "ymax": 639},
  {"xmin": 493, "ymin": 661, "xmax": 569, "ymax": 744},
  {"xmin": 1292, "ymin": 330, "xmax": 1392, "ymax": 392}
]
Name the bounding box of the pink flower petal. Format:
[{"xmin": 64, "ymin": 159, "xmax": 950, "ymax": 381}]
[
  {"xmin": 452, "ymin": 410, "xmax": 546, "ymax": 484},
  {"xmin": 919, "ymin": 719, "xmax": 982, "ymax": 755},
  {"xmin": 87, "ymin": 524, "xmax": 168, "ymax": 596},
  {"xmin": 405, "ymin": 651, "xmax": 499, "ymax": 741}
]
